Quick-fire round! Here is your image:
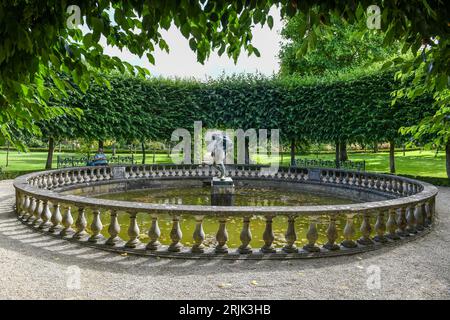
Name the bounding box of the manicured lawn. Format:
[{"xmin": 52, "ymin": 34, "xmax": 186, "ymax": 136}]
[
  {"xmin": 291, "ymin": 150, "xmax": 446, "ymax": 178},
  {"xmin": 0, "ymin": 151, "xmax": 172, "ymax": 172},
  {"xmin": 0, "ymin": 149, "xmax": 446, "ymax": 178}
]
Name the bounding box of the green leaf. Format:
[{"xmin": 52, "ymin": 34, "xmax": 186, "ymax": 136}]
[
  {"xmin": 147, "ymin": 53, "xmax": 155, "ymax": 65},
  {"xmin": 267, "ymin": 15, "xmax": 274, "ymax": 29},
  {"xmin": 91, "ymin": 17, "xmax": 104, "ymax": 33},
  {"xmin": 189, "ymin": 38, "xmax": 197, "ymax": 51}
]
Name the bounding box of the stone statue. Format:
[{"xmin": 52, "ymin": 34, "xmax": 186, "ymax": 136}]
[{"xmin": 210, "ymin": 133, "xmax": 233, "ymax": 180}]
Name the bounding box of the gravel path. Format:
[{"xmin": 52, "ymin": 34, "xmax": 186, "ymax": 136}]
[{"xmin": 0, "ymin": 179, "xmax": 448, "ymax": 300}]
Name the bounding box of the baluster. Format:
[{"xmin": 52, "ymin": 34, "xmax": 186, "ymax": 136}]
[
  {"xmin": 323, "ymin": 215, "xmax": 340, "ymax": 250},
  {"xmin": 60, "ymin": 206, "xmax": 74, "ymax": 237},
  {"xmin": 64, "ymin": 172, "xmax": 71, "ymax": 185},
  {"xmin": 387, "ymin": 178, "xmax": 393, "ymax": 192},
  {"xmin": 58, "ymin": 173, "xmax": 64, "ymax": 185},
  {"xmin": 125, "ymin": 212, "xmax": 141, "ymax": 248},
  {"xmin": 357, "ymin": 212, "xmax": 374, "ymax": 245},
  {"xmin": 369, "ymin": 177, "xmax": 375, "ymax": 189},
  {"xmin": 406, "ymin": 206, "xmax": 417, "ymax": 234},
  {"xmin": 168, "ymin": 215, "xmax": 183, "ymax": 252},
  {"xmin": 382, "ymin": 178, "xmax": 387, "ymax": 191},
  {"xmin": 283, "ymin": 216, "xmax": 298, "ymax": 253},
  {"xmin": 192, "ymin": 215, "xmax": 205, "ymax": 253},
  {"xmin": 26, "ymin": 197, "xmax": 36, "ymax": 222},
  {"xmin": 97, "ymin": 168, "xmax": 103, "ymax": 181},
  {"xmin": 375, "ymin": 177, "xmax": 381, "ymax": 190},
  {"xmin": 16, "ymin": 192, "xmax": 24, "ymax": 217},
  {"xmin": 392, "ymin": 179, "xmax": 398, "ymax": 193},
  {"xmin": 414, "ymin": 204, "xmax": 425, "ymax": 231},
  {"xmin": 20, "ymin": 195, "xmax": 30, "ymax": 220},
  {"xmin": 303, "ymin": 217, "xmax": 320, "ymax": 252},
  {"xmin": 70, "ymin": 171, "xmax": 77, "ymax": 184},
  {"xmin": 398, "ymin": 181, "xmax": 404, "ymax": 195},
  {"xmin": 49, "ymin": 203, "xmax": 62, "ymax": 233},
  {"xmin": 396, "ymin": 207, "xmax": 408, "ymax": 236},
  {"xmin": 88, "ymin": 209, "xmax": 104, "ymax": 243},
  {"xmin": 52, "ymin": 174, "xmax": 58, "ymax": 188},
  {"xmin": 373, "ymin": 210, "xmax": 387, "ymax": 243},
  {"xmin": 73, "ymin": 207, "xmax": 88, "ymax": 239},
  {"xmin": 77, "ymin": 170, "xmax": 83, "ymax": 183},
  {"xmin": 344, "ymin": 173, "xmax": 350, "ymax": 185},
  {"xmin": 363, "ymin": 175, "xmax": 369, "ymax": 188},
  {"xmin": 52, "ymin": 173, "xmax": 59, "ymax": 186},
  {"xmin": 32, "ymin": 199, "xmax": 42, "ymax": 225},
  {"xmin": 238, "ymin": 216, "xmax": 252, "ymax": 254},
  {"xmin": 46, "ymin": 175, "xmax": 53, "ymax": 189},
  {"xmin": 104, "ymin": 167, "xmax": 110, "ymax": 180},
  {"xmin": 261, "ymin": 215, "xmax": 276, "ymax": 253},
  {"xmin": 146, "ymin": 215, "xmax": 161, "ymax": 250},
  {"xmin": 105, "ymin": 210, "xmax": 121, "ymax": 245},
  {"xmin": 83, "ymin": 170, "xmax": 89, "ymax": 182},
  {"xmin": 39, "ymin": 200, "xmax": 52, "ymax": 229},
  {"xmin": 341, "ymin": 214, "xmax": 357, "ymax": 248},
  {"xmin": 37, "ymin": 177, "xmax": 44, "ymax": 189},
  {"xmin": 351, "ymin": 173, "xmax": 357, "ymax": 186},
  {"xmin": 215, "ymin": 217, "xmax": 228, "ymax": 253},
  {"xmin": 386, "ymin": 208, "xmax": 400, "ymax": 240},
  {"xmin": 89, "ymin": 169, "xmax": 96, "ymax": 182}
]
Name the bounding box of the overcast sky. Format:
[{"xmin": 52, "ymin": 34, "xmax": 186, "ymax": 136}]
[{"xmin": 102, "ymin": 7, "xmax": 283, "ymax": 80}]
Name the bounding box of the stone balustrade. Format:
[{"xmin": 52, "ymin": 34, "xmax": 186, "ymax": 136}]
[{"xmin": 13, "ymin": 164, "xmax": 438, "ymax": 259}]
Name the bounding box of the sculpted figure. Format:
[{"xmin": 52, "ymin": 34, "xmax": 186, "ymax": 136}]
[{"xmin": 210, "ymin": 133, "xmax": 233, "ymax": 180}]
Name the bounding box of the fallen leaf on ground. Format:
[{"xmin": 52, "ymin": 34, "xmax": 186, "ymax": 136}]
[{"xmin": 250, "ymin": 280, "xmax": 258, "ymax": 286}]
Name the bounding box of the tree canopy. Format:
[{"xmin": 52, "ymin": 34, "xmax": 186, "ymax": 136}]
[
  {"xmin": 279, "ymin": 14, "xmax": 399, "ymax": 76},
  {"xmin": 1, "ymin": 0, "xmax": 448, "ymax": 149}
]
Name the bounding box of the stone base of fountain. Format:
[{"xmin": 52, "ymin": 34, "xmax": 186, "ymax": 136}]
[{"xmin": 211, "ymin": 177, "xmax": 234, "ymax": 206}]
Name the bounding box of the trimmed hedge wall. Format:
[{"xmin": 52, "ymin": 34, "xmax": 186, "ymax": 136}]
[{"xmin": 47, "ymin": 72, "xmax": 434, "ymax": 146}]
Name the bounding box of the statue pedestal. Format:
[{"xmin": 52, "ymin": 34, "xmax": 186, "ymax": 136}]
[{"xmin": 211, "ymin": 177, "xmax": 234, "ymax": 206}]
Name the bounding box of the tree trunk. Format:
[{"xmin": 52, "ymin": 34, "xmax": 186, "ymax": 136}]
[
  {"xmin": 389, "ymin": 140, "xmax": 396, "ymax": 174},
  {"xmin": 280, "ymin": 144, "xmax": 283, "ymax": 164},
  {"xmin": 244, "ymin": 138, "xmax": 250, "ymax": 165},
  {"xmin": 446, "ymin": 141, "xmax": 450, "ymax": 179},
  {"xmin": 373, "ymin": 142, "xmax": 378, "ymax": 153},
  {"xmin": 290, "ymin": 139, "xmax": 296, "ymax": 166},
  {"xmin": 98, "ymin": 140, "xmax": 104, "ymax": 150},
  {"xmin": 112, "ymin": 143, "xmax": 116, "ymax": 156},
  {"xmin": 141, "ymin": 142, "xmax": 146, "ymax": 164},
  {"xmin": 339, "ymin": 141, "xmax": 348, "ymax": 161},
  {"xmin": 335, "ymin": 140, "xmax": 340, "ymax": 168},
  {"xmin": 45, "ymin": 137, "xmax": 55, "ymax": 170},
  {"xmin": 6, "ymin": 141, "xmax": 10, "ymax": 167}
]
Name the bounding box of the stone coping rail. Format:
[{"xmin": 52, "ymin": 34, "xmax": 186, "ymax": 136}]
[{"xmin": 13, "ymin": 164, "xmax": 438, "ymax": 259}]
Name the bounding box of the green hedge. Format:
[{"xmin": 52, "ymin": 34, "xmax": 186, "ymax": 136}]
[{"xmin": 44, "ymin": 71, "xmax": 434, "ymax": 147}]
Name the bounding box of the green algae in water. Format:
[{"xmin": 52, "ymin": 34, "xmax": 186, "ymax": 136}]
[
  {"xmin": 98, "ymin": 186, "xmax": 355, "ymax": 207},
  {"xmin": 86, "ymin": 186, "xmax": 370, "ymax": 248}
]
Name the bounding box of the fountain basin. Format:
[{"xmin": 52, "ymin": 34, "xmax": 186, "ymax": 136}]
[{"xmin": 13, "ymin": 164, "xmax": 438, "ymax": 259}]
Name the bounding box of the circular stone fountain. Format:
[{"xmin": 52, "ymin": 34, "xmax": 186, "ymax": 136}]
[{"xmin": 13, "ymin": 164, "xmax": 438, "ymax": 259}]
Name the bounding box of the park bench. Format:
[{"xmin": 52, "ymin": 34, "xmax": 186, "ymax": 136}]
[
  {"xmin": 56, "ymin": 154, "xmax": 135, "ymax": 169},
  {"xmin": 294, "ymin": 158, "xmax": 366, "ymax": 171}
]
